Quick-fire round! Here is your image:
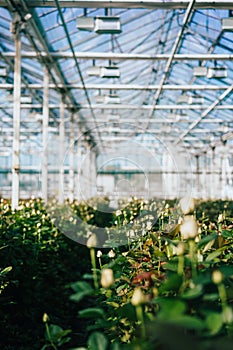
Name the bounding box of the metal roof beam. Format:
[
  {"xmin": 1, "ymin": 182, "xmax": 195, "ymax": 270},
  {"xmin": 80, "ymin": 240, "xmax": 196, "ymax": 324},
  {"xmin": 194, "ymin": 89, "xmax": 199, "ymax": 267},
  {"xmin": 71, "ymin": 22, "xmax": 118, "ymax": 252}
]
[
  {"xmin": 3, "ymin": 52, "xmax": 233, "ymax": 60},
  {"xmin": 175, "ymin": 85, "xmax": 233, "ymax": 144},
  {"xmin": 0, "ymin": 83, "xmax": 230, "ymax": 91},
  {"xmin": 0, "ymin": 1, "xmax": 232, "ymax": 9},
  {"xmin": 145, "ymin": 0, "xmax": 195, "ymax": 130},
  {"xmin": 1, "ymin": 104, "xmax": 233, "ymax": 110}
]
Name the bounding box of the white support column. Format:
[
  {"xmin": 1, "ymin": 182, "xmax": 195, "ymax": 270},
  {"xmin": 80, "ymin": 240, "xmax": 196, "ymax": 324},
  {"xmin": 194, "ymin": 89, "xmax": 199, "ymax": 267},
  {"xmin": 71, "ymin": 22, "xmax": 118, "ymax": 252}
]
[
  {"xmin": 195, "ymin": 154, "xmax": 200, "ymax": 198},
  {"xmin": 210, "ymin": 146, "xmax": 216, "ymax": 200},
  {"xmin": 12, "ymin": 28, "xmax": 21, "ymax": 211},
  {"xmin": 202, "ymin": 152, "xmax": 207, "ymax": 199},
  {"xmin": 69, "ymin": 114, "xmax": 75, "ymax": 202},
  {"xmin": 42, "ymin": 66, "xmax": 49, "ymax": 204},
  {"xmin": 221, "ymin": 141, "xmax": 227, "ymax": 200},
  {"xmin": 90, "ymin": 149, "xmax": 97, "ymax": 197},
  {"xmin": 58, "ymin": 96, "xmax": 65, "ymax": 204},
  {"xmin": 77, "ymin": 124, "xmax": 82, "ymax": 200},
  {"xmin": 84, "ymin": 143, "xmax": 91, "ymax": 198}
]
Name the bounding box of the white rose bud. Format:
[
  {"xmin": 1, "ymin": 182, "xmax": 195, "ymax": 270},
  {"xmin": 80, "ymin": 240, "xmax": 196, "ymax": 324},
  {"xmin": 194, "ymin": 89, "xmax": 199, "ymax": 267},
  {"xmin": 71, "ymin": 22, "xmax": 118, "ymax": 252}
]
[
  {"xmin": 131, "ymin": 287, "xmax": 145, "ymax": 306},
  {"xmin": 180, "ymin": 215, "xmax": 198, "ymax": 240},
  {"xmin": 176, "ymin": 242, "xmax": 185, "ymax": 256},
  {"xmin": 222, "ymin": 306, "xmax": 233, "ymax": 324},
  {"xmin": 108, "ymin": 249, "xmax": 115, "ymax": 258},
  {"xmin": 179, "ymin": 196, "xmax": 195, "ymax": 215},
  {"xmin": 212, "ymin": 270, "xmax": 223, "ymax": 285},
  {"xmin": 100, "ymin": 268, "xmax": 114, "ymax": 288},
  {"xmin": 218, "ymin": 214, "xmax": 224, "ymax": 223},
  {"xmin": 96, "ymin": 250, "xmax": 102, "ymax": 258},
  {"xmin": 86, "ymin": 233, "xmax": 98, "ymax": 248}
]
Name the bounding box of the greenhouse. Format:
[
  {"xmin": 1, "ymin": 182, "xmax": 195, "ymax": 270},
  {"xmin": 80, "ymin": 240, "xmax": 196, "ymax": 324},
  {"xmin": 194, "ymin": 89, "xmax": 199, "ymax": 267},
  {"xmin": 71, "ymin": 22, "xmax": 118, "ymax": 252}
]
[{"xmin": 1, "ymin": 1, "xmax": 233, "ymax": 350}]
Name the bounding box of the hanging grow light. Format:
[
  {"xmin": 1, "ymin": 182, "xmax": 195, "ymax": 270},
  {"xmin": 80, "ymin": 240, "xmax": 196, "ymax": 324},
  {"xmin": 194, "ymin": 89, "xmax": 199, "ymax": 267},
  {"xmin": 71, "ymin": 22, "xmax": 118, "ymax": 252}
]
[
  {"xmin": 100, "ymin": 66, "xmax": 120, "ymax": 78},
  {"xmin": 207, "ymin": 67, "xmax": 227, "ymax": 79},
  {"xmin": 108, "ymin": 114, "xmax": 120, "ymax": 123},
  {"xmin": 178, "ymin": 94, "xmax": 203, "ymax": 104},
  {"xmin": 193, "ymin": 66, "xmax": 227, "ymax": 79},
  {"xmin": 109, "ymin": 125, "xmax": 120, "ymax": 133},
  {"xmin": 76, "ymin": 16, "xmax": 95, "ymax": 31},
  {"xmin": 193, "ymin": 67, "xmax": 207, "ymax": 77},
  {"xmin": 87, "ymin": 65, "xmax": 120, "ymax": 78},
  {"xmin": 167, "ymin": 113, "xmax": 189, "ymax": 121},
  {"xmin": 77, "ymin": 16, "xmax": 121, "ymax": 34},
  {"xmin": 222, "ymin": 17, "xmax": 233, "ymax": 31},
  {"xmin": 87, "ymin": 66, "xmax": 101, "ymax": 76},
  {"xmin": 177, "ymin": 95, "xmax": 192, "ymax": 104},
  {"xmin": 217, "ymin": 125, "xmax": 229, "ymax": 133},
  {"xmin": 0, "ymin": 66, "xmax": 7, "ymax": 77},
  {"xmin": 95, "ymin": 17, "xmax": 121, "ymax": 34},
  {"xmin": 21, "ymin": 95, "xmax": 32, "ymax": 103},
  {"xmin": 95, "ymin": 94, "xmax": 121, "ymax": 104}
]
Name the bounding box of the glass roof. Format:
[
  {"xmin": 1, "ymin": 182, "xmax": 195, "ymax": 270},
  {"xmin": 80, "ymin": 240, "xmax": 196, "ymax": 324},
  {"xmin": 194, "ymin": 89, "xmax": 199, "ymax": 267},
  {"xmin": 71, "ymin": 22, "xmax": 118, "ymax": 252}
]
[{"xmin": 0, "ymin": 0, "xmax": 233, "ymax": 159}]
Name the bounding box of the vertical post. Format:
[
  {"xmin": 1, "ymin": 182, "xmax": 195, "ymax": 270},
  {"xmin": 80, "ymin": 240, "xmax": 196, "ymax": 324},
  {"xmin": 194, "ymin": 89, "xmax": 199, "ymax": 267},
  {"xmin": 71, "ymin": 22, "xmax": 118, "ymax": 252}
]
[
  {"xmin": 85, "ymin": 143, "xmax": 90, "ymax": 198},
  {"xmin": 42, "ymin": 66, "xmax": 49, "ymax": 204},
  {"xmin": 77, "ymin": 122, "xmax": 82, "ymax": 200},
  {"xmin": 210, "ymin": 146, "xmax": 215, "ymax": 200},
  {"xmin": 90, "ymin": 149, "xmax": 97, "ymax": 197},
  {"xmin": 202, "ymin": 152, "xmax": 207, "ymax": 199},
  {"xmin": 12, "ymin": 27, "xmax": 21, "ymax": 211},
  {"xmin": 69, "ymin": 114, "xmax": 75, "ymax": 202},
  {"xmin": 195, "ymin": 154, "xmax": 199, "ymax": 198},
  {"xmin": 58, "ymin": 96, "xmax": 65, "ymax": 204},
  {"xmin": 221, "ymin": 140, "xmax": 227, "ymax": 200}
]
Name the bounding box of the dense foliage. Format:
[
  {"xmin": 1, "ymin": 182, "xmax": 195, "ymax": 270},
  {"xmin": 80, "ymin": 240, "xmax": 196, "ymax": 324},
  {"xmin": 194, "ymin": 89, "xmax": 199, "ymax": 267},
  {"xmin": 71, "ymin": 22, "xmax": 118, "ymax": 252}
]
[{"xmin": 1, "ymin": 197, "xmax": 233, "ymax": 350}]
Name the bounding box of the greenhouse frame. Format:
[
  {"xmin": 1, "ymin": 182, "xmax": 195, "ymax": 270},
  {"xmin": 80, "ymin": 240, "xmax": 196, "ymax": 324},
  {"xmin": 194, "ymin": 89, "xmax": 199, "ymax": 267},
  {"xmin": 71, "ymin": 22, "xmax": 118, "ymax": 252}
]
[
  {"xmin": 2, "ymin": 2, "xmax": 233, "ymax": 350},
  {"xmin": 0, "ymin": 1, "xmax": 233, "ymax": 206}
]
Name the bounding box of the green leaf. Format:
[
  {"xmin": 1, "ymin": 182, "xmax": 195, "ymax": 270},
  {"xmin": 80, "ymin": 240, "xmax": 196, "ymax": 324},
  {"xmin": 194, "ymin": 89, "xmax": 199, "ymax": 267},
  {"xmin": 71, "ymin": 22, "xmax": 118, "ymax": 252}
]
[
  {"xmin": 70, "ymin": 281, "xmax": 93, "ymax": 302},
  {"xmin": 78, "ymin": 308, "xmax": 104, "ymax": 318},
  {"xmin": 157, "ymin": 298, "xmax": 186, "ymax": 318},
  {"xmin": 197, "ymin": 233, "xmax": 218, "ymax": 249},
  {"xmin": 197, "ymin": 233, "xmax": 218, "ymax": 250},
  {"xmin": 182, "ymin": 284, "xmax": 203, "ymax": 299},
  {"xmin": 70, "ymin": 281, "xmax": 93, "ymax": 293},
  {"xmin": 159, "ymin": 273, "xmax": 183, "ymax": 293},
  {"xmin": 118, "ymin": 303, "xmax": 136, "ymax": 321},
  {"xmin": 168, "ymin": 315, "xmax": 205, "ymax": 331},
  {"xmin": 205, "ymin": 312, "xmax": 223, "ymax": 335},
  {"xmin": 0, "ymin": 266, "xmax": 12, "ymax": 276},
  {"xmin": 219, "ymin": 265, "xmax": 233, "ymax": 278},
  {"xmin": 221, "ymin": 230, "xmax": 233, "ymax": 239},
  {"xmin": 106, "ymin": 301, "xmax": 119, "ymax": 308},
  {"xmin": 87, "ymin": 332, "xmax": 108, "ymax": 350},
  {"xmin": 202, "ymin": 293, "xmax": 219, "ymax": 301},
  {"xmin": 47, "ymin": 324, "xmax": 63, "ymax": 339},
  {"xmin": 163, "ymin": 260, "xmax": 178, "ymax": 272},
  {"xmin": 110, "ymin": 342, "xmax": 121, "ymax": 350},
  {"xmin": 206, "ymin": 245, "xmax": 230, "ymax": 262}
]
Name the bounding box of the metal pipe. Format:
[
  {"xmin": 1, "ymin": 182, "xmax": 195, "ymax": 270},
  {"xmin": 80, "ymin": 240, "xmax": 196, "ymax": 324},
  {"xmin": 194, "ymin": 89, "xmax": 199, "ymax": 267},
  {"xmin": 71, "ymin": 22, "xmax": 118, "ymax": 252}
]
[
  {"xmin": 1, "ymin": 103, "xmax": 233, "ymax": 110},
  {"xmin": 58, "ymin": 96, "xmax": 65, "ymax": 204},
  {"xmin": 2, "ymin": 52, "xmax": 233, "ymax": 61},
  {"xmin": 2, "ymin": 1, "xmax": 232, "ymax": 9},
  {"xmin": 11, "ymin": 26, "xmax": 21, "ymax": 211},
  {"xmin": 42, "ymin": 66, "xmax": 49, "ymax": 204},
  {"xmin": 0, "ymin": 83, "xmax": 229, "ymax": 90},
  {"xmin": 69, "ymin": 114, "xmax": 75, "ymax": 202}
]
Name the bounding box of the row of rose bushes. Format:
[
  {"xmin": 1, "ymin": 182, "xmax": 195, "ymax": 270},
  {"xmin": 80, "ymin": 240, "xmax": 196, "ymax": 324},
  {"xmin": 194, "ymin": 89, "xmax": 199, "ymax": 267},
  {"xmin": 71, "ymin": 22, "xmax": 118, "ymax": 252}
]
[{"xmin": 1, "ymin": 197, "xmax": 233, "ymax": 349}]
